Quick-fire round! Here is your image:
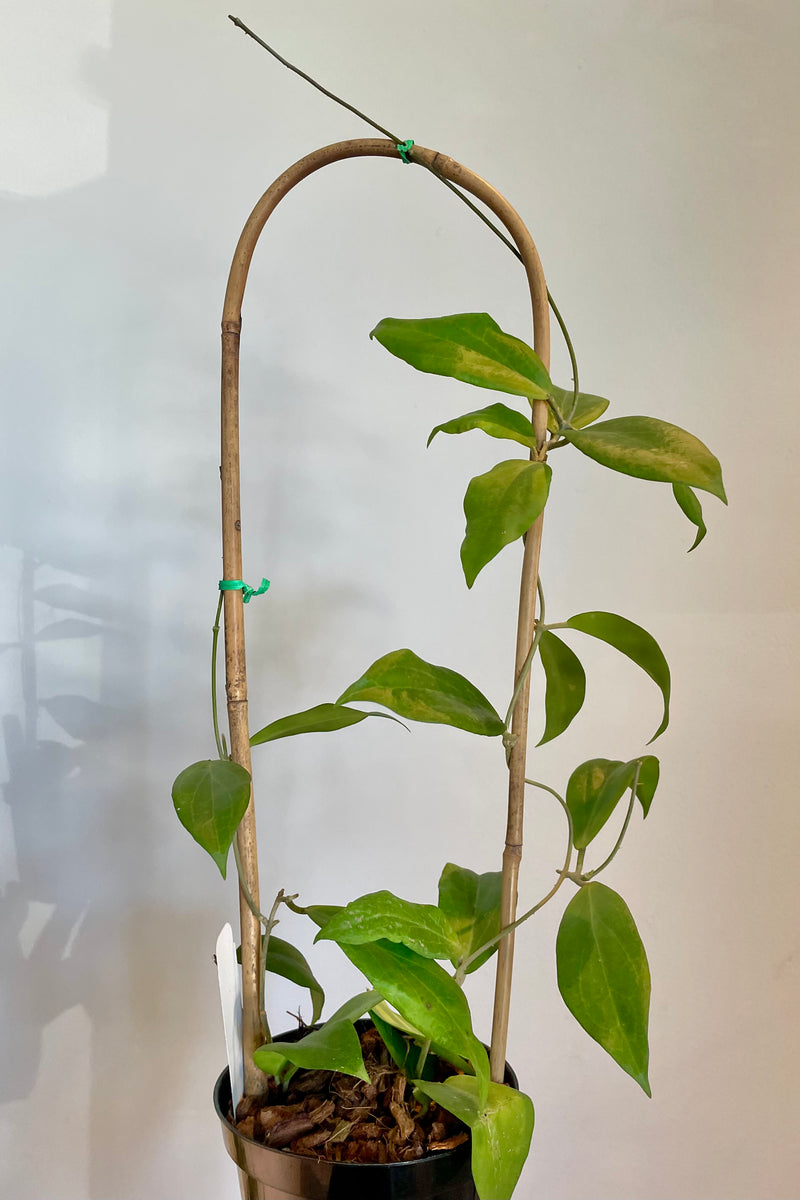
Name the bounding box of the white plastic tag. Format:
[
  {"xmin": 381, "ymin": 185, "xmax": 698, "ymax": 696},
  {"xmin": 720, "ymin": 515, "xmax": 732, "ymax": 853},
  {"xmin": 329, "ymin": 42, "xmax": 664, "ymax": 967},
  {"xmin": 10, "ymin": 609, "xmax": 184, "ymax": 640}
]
[{"xmin": 216, "ymin": 922, "xmax": 244, "ymax": 1112}]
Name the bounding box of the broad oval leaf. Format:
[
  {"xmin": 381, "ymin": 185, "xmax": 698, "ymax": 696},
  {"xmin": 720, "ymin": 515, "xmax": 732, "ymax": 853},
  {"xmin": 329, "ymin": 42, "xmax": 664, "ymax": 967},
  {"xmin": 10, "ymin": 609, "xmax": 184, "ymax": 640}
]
[
  {"xmin": 370, "ymin": 313, "xmax": 552, "ymax": 399},
  {"xmin": 266, "ymin": 936, "xmax": 325, "ymax": 1026},
  {"xmin": 428, "ymin": 402, "xmax": 536, "ymax": 449},
  {"xmin": 438, "ymin": 863, "xmax": 502, "ymax": 974},
  {"xmin": 563, "ymin": 416, "xmax": 726, "ymax": 502},
  {"xmin": 250, "ymin": 703, "xmax": 404, "ymax": 747},
  {"xmin": 565, "ymin": 611, "xmax": 671, "ymax": 742},
  {"xmin": 316, "ymin": 890, "xmax": 460, "ymax": 961},
  {"xmin": 672, "ymin": 483, "xmax": 707, "ymax": 551},
  {"xmin": 251, "ymin": 703, "xmax": 367, "ymax": 744},
  {"xmin": 565, "ymin": 758, "xmax": 625, "ymax": 849},
  {"xmin": 556, "ymin": 882, "xmax": 651, "ymax": 1095},
  {"xmin": 547, "ymin": 385, "xmax": 609, "ymax": 432},
  {"xmin": 258, "ymin": 990, "xmax": 382, "ymax": 1082},
  {"xmin": 415, "ymin": 1076, "xmax": 535, "ymax": 1200},
  {"xmin": 263, "ymin": 1023, "xmax": 347, "ymax": 1081},
  {"xmin": 461, "ymin": 460, "xmax": 552, "ymax": 589},
  {"xmin": 171, "ymin": 759, "xmax": 251, "ymax": 878},
  {"xmin": 537, "ymin": 630, "xmax": 587, "ymax": 746},
  {"xmin": 337, "ymin": 648, "xmax": 504, "ymax": 737},
  {"xmin": 342, "ymin": 939, "xmax": 489, "ymax": 1104}
]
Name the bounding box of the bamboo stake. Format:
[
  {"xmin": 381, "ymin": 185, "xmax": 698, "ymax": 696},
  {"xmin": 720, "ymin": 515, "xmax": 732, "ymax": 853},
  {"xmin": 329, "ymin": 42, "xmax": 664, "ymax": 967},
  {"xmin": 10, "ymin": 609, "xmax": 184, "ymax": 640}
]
[{"xmin": 219, "ymin": 138, "xmax": 549, "ymax": 1094}]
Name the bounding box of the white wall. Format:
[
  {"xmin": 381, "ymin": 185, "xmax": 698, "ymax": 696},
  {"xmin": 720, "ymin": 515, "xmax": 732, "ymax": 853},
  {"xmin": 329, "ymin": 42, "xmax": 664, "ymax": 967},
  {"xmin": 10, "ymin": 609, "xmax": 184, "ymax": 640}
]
[{"xmin": 1, "ymin": 2, "xmax": 798, "ymax": 1197}]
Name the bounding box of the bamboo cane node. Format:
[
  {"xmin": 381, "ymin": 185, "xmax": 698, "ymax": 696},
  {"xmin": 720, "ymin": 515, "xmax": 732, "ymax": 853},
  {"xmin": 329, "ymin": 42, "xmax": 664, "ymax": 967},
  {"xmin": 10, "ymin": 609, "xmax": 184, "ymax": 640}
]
[{"xmin": 222, "ymin": 319, "xmax": 242, "ymax": 335}]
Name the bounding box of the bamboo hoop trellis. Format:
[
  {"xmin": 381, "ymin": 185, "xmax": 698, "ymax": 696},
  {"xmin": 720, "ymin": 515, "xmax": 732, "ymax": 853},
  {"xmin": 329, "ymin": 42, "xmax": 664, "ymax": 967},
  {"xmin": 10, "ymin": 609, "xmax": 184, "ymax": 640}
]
[{"xmin": 220, "ymin": 138, "xmax": 550, "ymax": 1096}]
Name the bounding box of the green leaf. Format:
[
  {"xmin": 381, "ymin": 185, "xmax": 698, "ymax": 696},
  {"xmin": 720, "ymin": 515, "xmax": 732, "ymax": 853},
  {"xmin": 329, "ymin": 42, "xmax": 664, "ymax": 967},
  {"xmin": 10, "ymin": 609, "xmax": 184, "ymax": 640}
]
[
  {"xmin": 263, "ymin": 990, "xmax": 383, "ymax": 1083},
  {"xmin": 566, "ymin": 755, "xmax": 659, "ymax": 848},
  {"xmin": 556, "ymin": 882, "xmax": 651, "ymax": 1095},
  {"xmin": 266, "ymin": 936, "xmax": 325, "ymax": 1025},
  {"xmin": 414, "ymin": 1076, "xmax": 535, "ymax": 1200},
  {"xmin": 672, "ymin": 483, "xmax": 707, "ymax": 551},
  {"xmin": 316, "ymin": 890, "xmax": 460, "ymax": 961},
  {"xmin": 547, "ymin": 385, "xmax": 609, "ymax": 432},
  {"xmin": 565, "ymin": 611, "xmax": 671, "ymax": 742},
  {"xmin": 250, "ymin": 702, "xmax": 404, "ymax": 746},
  {"xmin": 437, "ymin": 863, "xmax": 502, "ymax": 974},
  {"xmin": 370, "ymin": 313, "xmax": 552, "ymax": 399},
  {"xmin": 337, "ymin": 648, "xmax": 504, "ymax": 737},
  {"xmin": 303, "ymin": 904, "xmax": 342, "ymax": 929},
  {"xmin": 537, "ymin": 630, "xmax": 587, "ymax": 746},
  {"xmin": 427, "ymin": 402, "xmax": 537, "ymax": 449},
  {"xmin": 368, "ymin": 1007, "xmax": 418, "ymax": 1075},
  {"xmin": 562, "ymin": 416, "xmax": 726, "ymax": 502},
  {"xmin": 461, "ymin": 460, "xmax": 552, "ymax": 589},
  {"xmin": 342, "ymin": 939, "xmax": 489, "ymax": 1104},
  {"xmin": 171, "ymin": 759, "xmax": 251, "ymax": 878},
  {"xmin": 635, "ymin": 755, "xmax": 660, "ymax": 817},
  {"xmin": 566, "ymin": 758, "xmax": 626, "ymax": 849},
  {"xmin": 252, "ymin": 1047, "xmax": 289, "ymax": 1079}
]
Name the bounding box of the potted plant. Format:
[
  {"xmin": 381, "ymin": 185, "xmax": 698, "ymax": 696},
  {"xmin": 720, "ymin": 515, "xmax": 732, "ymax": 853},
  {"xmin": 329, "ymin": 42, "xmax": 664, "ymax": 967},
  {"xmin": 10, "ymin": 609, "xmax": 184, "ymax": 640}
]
[{"xmin": 171, "ymin": 32, "xmax": 725, "ymax": 1200}]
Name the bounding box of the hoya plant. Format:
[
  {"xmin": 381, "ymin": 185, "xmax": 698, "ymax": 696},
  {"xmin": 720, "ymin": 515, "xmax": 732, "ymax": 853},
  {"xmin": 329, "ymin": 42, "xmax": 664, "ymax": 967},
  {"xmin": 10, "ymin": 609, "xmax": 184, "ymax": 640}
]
[{"xmin": 170, "ymin": 48, "xmax": 725, "ymax": 1200}]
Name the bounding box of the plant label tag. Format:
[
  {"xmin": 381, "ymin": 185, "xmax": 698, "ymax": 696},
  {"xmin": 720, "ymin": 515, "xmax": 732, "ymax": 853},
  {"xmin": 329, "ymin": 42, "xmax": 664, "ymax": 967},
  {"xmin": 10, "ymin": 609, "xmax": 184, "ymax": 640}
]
[{"xmin": 216, "ymin": 922, "xmax": 243, "ymax": 1111}]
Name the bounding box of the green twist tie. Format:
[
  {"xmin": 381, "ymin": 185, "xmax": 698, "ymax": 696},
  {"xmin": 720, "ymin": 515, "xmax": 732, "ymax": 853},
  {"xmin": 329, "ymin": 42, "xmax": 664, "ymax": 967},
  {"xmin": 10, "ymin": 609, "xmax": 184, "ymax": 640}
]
[
  {"xmin": 219, "ymin": 577, "xmax": 271, "ymax": 604},
  {"xmin": 396, "ymin": 139, "xmax": 415, "ymax": 164}
]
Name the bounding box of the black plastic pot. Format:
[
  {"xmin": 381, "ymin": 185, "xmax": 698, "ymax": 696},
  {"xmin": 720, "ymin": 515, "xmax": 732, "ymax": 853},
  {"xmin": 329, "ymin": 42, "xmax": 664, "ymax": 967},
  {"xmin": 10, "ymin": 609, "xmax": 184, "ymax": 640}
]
[{"xmin": 214, "ymin": 1023, "xmax": 519, "ymax": 1200}]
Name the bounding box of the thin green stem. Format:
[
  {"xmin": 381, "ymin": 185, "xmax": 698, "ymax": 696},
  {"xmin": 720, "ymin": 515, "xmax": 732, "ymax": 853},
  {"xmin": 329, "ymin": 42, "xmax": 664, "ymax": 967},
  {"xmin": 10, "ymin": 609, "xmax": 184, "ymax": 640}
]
[
  {"xmin": 504, "ymin": 576, "xmax": 546, "ymax": 731},
  {"xmin": 231, "ymin": 844, "xmax": 299, "ymax": 1045},
  {"xmin": 211, "ymin": 591, "xmax": 226, "ymax": 759},
  {"xmin": 583, "ymin": 762, "xmax": 641, "ymax": 880},
  {"xmin": 458, "ymin": 779, "xmax": 574, "ymax": 974},
  {"xmin": 228, "ymin": 16, "xmax": 399, "ymax": 141},
  {"xmin": 415, "ymin": 1037, "xmax": 432, "ymax": 1078},
  {"xmin": 547, "ymin": 290, "xmax": 580, "ymax": 422}
]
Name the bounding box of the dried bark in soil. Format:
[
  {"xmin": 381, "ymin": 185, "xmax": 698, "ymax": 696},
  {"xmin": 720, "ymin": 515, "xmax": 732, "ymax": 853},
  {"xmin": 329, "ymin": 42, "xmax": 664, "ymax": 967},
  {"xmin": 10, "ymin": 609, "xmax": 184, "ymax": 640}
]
[{"xmin": 233, "ymin": 1027, "xmax": 469, "ymax": 1164}]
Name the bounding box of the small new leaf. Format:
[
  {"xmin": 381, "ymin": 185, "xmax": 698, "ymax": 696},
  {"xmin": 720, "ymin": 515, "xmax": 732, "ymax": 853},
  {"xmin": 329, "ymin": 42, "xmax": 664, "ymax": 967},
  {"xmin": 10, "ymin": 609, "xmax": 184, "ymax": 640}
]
[
  {"xmin": 437, "ymin": 863, "xmax": 502, "ymax": 974},
  {"xmin": 546, "ymin": 385, "xmax": 609, "ymax": 432},
  {"xmin": 370, "ymin": 313, "xmax": 552, "ymax": 399},
  {"xmin": 565, "ymin": 758, "xmax": 626, "ymax": 849},
  {"xmin": 250, "ymin": 703, "xmax": 404, "ymax": 746},
  {"xmin": 537, "ymin": 630, "xmax": 587, "ymax": 745},
  {"xmin": 337, "ymin": 648, "xmax": 504, "ymax": 736},
  {"xmin": 266, "ymin": 936, "xmax": 325, "ymax": 1026},
  {"xmin": 672, "ymin": 483, "xmax": 707, "ymax": 551},
  {"xmin": 171, "ymin": 759, "xmax": 251, "ymax": 878},
  {"xmin": 565, "ymin": 611, "xmax": 671, "ymax": 741},
  {"xmin": 427, "ymin": 402, "xmax": 537, "ymax": 449},
  {"xmin": 461, "ymin": 460, "xmax": 552, "ymax": 588},
  {"xmin": 316, "ymin": 890, "xmax": 460, "ymax": 961},
  {"xmin": 556, "ymin": 882, "xmax": 651, "ymax": 1095},
  {"xmin": 562, "ymin": 416, "xmax": 726, "ymax": 502}
]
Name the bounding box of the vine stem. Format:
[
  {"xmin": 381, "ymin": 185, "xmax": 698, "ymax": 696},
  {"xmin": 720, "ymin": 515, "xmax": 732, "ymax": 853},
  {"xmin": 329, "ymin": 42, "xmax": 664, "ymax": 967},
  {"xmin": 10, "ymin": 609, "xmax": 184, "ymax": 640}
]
[
  {"xmin": 211, "ymin": 592, "xmax": 226, "ymax": 759},
  {"xmin": 503, "ymin": 577, "xmax": 546, "ymax": 733}
]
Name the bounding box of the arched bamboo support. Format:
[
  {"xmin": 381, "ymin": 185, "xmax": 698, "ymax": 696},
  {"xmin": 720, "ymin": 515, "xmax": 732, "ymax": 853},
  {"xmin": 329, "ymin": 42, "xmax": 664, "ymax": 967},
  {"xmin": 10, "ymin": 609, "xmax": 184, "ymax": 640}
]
[{"xmin": 220, "ymin": 138, "xmax": 550, "ymax": 1095}]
